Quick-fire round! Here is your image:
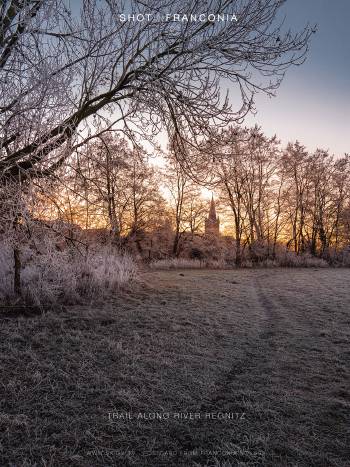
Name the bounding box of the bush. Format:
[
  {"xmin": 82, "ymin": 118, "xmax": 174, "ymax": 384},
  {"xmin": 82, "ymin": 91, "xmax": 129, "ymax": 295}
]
[
  {"xmin": 276, "ymin": 251, "xmax": 329, "ymax": 268},
  {"xmin": 189, "ymin": 247, "xmax": 205, "ymax": 260},
  {"xmin": 149, "ymin": 258, "xmax": 204, "ymax": 270},
  {"xmin": 149, "ymin": 257, "xmax": 230, "ymax": 270},
  {"xmin": 0, "ymin": 241, "xmax": 138, "ymax": 307},
  {"xmin": 330, "ymin": 248, "xmax": 350, "ymax": 267}
]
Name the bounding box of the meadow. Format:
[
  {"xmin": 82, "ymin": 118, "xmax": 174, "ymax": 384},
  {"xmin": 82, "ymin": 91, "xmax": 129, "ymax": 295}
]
[{"xmin": 1, "ymin": 268, "xmax": 349, "ymax": 466}]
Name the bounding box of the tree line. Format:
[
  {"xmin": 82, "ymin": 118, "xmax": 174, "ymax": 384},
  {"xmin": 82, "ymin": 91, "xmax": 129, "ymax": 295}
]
[{"xmin": 24, "ymin": 128, "xmax": 349, "ymax": 266}]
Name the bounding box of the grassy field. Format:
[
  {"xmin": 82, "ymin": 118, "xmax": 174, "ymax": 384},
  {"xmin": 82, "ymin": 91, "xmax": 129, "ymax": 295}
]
[{"xmin": 0, "ymin": 268, "xmax": 349, "ymax": 466}]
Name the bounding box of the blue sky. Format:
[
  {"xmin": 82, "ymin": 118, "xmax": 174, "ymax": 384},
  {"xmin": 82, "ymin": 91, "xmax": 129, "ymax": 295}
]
[{"xmin": 244, "ymin": 0, "xmax": 350, "ymax": 155}]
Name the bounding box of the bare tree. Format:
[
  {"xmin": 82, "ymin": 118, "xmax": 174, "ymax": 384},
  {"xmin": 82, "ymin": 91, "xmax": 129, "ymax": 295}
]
[
  {"xmin": 0, "ymin": 0, "xmax": 313, "ymax": 183},
  {"xmin": 202, "ymin": 126, "xmax": 277, "ymax": 264},
  {"xmin": 280, "ymin": 142, "xmax": 312, "ymax": 254},
  {"xmin": 74, "ymin": 135, "xmax": 131, "ymax": 236},
  {"xmin": 212, "ymin": 127, "xmax": 249, "ymax": 265},
  {"xmin": 165, "ymin": 153, "xmax": 189, "ymax": 256},
  {"xmin": 125, "ymin": 151, "xmax": 166, "ymax": 254},
  {"xmin": 183, "ymin": 190, "xmax": 207, "ymax": 237}
]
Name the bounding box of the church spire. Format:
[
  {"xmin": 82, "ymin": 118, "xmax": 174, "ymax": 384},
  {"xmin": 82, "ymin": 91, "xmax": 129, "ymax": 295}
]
[
  {"xmin": 209, "ymin": 194, "xmax": 217, "ymax": 220},
  {"xmin": 205, "ymin": 194, "xmax": 220, "ymax": 236}
]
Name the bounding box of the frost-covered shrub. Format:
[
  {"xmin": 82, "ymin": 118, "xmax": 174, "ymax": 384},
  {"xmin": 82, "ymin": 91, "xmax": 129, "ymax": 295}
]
[
  {"xmin": 149, "ymin": 257, "xmax": 230, "ymax": 270},
  {"xmin": 329, "ymin": 248, "xmax": 350, "ymax": 267},
  {"xmin": 76, "ymin": 248, "xmax": 138, "ymax": 296},
  {"xmin": 206, "ymin": 258, "xmax": 230, "ymax": 269},
  {"xmin": 257, "ymin": 259, "xmax": 279, "ymax": 268},
  {"xmin": 0, "ymin": 241, "xmax": 138, "ymax": 306},
  {"xmin": 20, "ymin": 243, "xmax": 80, "ymax": 305},
  {"xmin": 241, "ymin": 259, "xmax": 253, "ymax": 268},
  {"xmin": 149, "ymin": 258, "xmax": 204, "ymax": 270},
  {"xmin": 276, "ymin": 251, "xmax": 329, "ymax": 268}
]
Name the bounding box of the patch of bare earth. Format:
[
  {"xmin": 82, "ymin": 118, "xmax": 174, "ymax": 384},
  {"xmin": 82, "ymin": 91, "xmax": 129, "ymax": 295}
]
[{"xmin": 0, "ymin": 269, "xmax": 349, "ymax": 466}]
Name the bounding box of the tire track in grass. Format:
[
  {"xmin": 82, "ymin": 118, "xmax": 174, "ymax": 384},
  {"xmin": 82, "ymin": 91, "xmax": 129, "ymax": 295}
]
[
  {"xmin": 254, "ymin": 274, "xmax": 283, "ymax": 346},
  {"xmin": 174, "ymin": 274, "xmax": 285, "ymax": 466},
  {"xmin": 201, "ymin": 273, "xmax": 283, "ymax": 410}
]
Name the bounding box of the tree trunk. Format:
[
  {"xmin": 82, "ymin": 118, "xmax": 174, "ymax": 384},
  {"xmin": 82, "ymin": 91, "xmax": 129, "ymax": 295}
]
[
  {"xmin": 14, "ymin": 247, "xmax": 21, "ymax": 296},
  {"xmin": 235, "ymin": 232, "xmax": 242, "ymax": 266},
  {"xmin": 172, "ymin": 230, "xmax": 180, "ymax": 257}
]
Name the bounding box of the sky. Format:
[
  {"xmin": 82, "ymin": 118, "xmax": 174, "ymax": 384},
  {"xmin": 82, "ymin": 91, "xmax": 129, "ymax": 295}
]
[
  {"xmin": 70, "ymin": 0, "xmax": 349, "ymax": 156},
  {"xmin": 243, "ymin": 0, "xmax": 350, "ymax": 155}
]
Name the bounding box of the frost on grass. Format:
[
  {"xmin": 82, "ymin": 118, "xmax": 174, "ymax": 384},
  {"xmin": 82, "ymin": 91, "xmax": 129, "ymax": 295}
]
[{"xmin": 1, "ymin": 268, "xmax": 349, "ymax": 466}]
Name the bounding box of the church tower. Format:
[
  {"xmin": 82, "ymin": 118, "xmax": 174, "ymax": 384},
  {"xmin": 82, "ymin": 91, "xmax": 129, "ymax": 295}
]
[{"xmin": 205, "ymin": 195, "xmax": 220, "ymax": 236}]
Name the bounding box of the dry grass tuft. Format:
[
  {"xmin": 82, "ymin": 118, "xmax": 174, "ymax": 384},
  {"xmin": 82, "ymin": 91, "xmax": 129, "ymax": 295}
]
[{"xmin": 0, "ymin": 242, "xmax": 138, "ymax": 307}]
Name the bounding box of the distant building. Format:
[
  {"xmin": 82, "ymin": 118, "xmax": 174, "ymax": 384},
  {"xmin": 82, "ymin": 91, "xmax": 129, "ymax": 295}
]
[{"xmin": 205, "ymin": 195, "xmax": 220, "ymax": 236}]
